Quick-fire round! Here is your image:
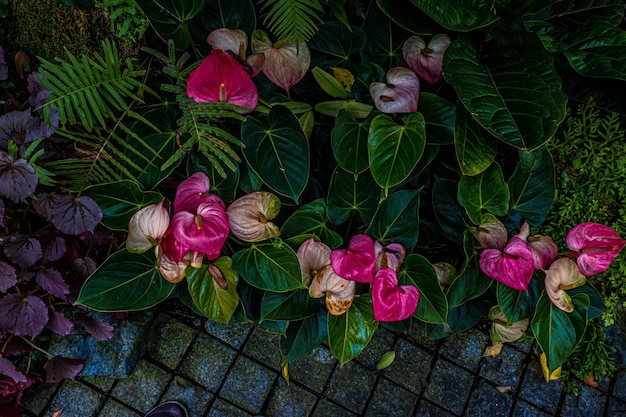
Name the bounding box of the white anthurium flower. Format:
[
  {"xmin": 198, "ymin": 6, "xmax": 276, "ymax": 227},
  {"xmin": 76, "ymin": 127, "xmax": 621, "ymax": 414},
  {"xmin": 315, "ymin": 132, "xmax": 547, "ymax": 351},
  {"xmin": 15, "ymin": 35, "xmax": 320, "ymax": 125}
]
[
  {"xmin": 226, "ymin": 192, "xmax": 281, "ymax": 242},
  {"xmin": 369, "ymin": 67, "xmax": 420, "ymax": 114},
  {"xmin": 309, "ymin": 264, "xmax": 356, "ymax": 315},
  {"xmin": 296, "ymin": 237, "xmax": 331, "ymax": 286},
  {"xmin": 544, "ymin": 258, "xmax": 586, "ymax": 313},
  {"xmin": 126, "ymin": 202, "xmax": 169, "ymax": 253}
]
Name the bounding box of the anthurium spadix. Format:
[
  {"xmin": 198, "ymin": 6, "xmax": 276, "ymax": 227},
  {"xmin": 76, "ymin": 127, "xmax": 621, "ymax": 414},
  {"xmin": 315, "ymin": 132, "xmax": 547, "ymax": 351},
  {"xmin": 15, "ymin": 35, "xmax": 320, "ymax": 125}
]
[
  {"xmin": 171, "ymin": 202, "xmax": 229, "ymax": 261},
  {"xmin": 186, "ymin": 49, "xmax": 258, "ymax": 113},
  {"xmin": 309, "ymin": 265, "xmax": 356, "ymax": 315},
  {"xmin": 330, "ymin": 234, "xmax": 376, "ymax": 283},
  {"xmin": 126, "ymin": 202, "xmax": 169, "ymax": 253},
  {"xmin": 372, "ymin": 268, "xmax": 419, "ymax": 322},
  {"xmin": 297, "ymin": 237, "xmax": 331, "ymax": 286},
  {"xmin": 544, "ymin": 258, "xmax": 586, "ymax": 313},
  {"xmin": 226, "ymin": 192, "xmax": 281, "ymax": 242},
  {"xmin": 566, "ymin": 222, "xmax": 626, "ymax": 276},
  {"xmin": 479, "ymin": 236, "xmax": 534, "ymax": 291},
  {"xmin": 369, "ymin": 67, "xmax": 420, "ymax": 114},
  {"xmin": 251, "ymin": 30, "xmax": 311, "ymax": 93},
  {"xmin": 402, "ymin": 34, "xmax": 451, "ymax": 84}
]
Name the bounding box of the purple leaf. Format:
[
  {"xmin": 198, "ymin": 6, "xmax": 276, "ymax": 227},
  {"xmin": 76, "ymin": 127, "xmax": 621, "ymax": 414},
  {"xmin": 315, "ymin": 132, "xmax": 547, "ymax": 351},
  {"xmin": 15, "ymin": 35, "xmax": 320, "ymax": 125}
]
[
  {"xmin": 48, "ymin": 194, "xmax": 103, "ymax": 235},
  {"xmin": 0, "ymin": 198, "xmax": 5, "ymax": 227},
  {"xmin": 27, "ymin": 72, "xmax": 51, "ymax": 108},
  {"xmin": 40, "ymin": 235, "xmax": 66, "ymax": 263},
  {"xmin": 46, "ymin": 310, "xmax": 73, "ymax": 336},
  {"xmin": 0, "ymin": 356, "xmax": 27, "ymax": 383},
  {"xmin": 0, "ymin": 294, "xmax": 49, "ymax": 338},
  {"xmin": 0, "ymin": 110, "xmax": 30, "ymax": 149},
  {"xmin": 0, "ymin": 262, "xmax": 17, "ymax": 293},
  {"xmin": 76, "ymin": 314, "xmax": 114, "ymax": 341},
  {"xmin": 0, "ymin": 46, "xmax": 8, "ymax": 80},
  {"xmin": 34, "ymin": 268, "xmax": 70, "ymax": 299},
  {"xmin": 0, "ymin": 152, "xmax": 38, "ymax": 203},
  {"xmin": 33, "ymin": 192, "xmax": 59, "ymax": 220},
  {"xmin": 25, "ymin": 116, "xmax": 54, "ymax": 143},
  {"xmin": 3, "ymin": 234, "xmax": 42, "ymax": 268},
  {"xmin": 72, "ymin": 257, "xmax": 97, "ymax": 278},
  {"xmin": 43, "ymin": 356, "xmax": 84, "ymax": 383}
]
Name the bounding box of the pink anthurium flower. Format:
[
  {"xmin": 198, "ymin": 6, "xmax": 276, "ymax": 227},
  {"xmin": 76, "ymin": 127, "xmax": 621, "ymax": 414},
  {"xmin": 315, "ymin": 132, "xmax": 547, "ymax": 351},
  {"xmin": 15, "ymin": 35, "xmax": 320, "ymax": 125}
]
[
  {"xmin": 372, "ymin": 268, "xmax": 420, "ymax": 322},
  {"xmin": 126, "ymin": 202, "xmax": 170, "ymax": 253},
  {"xmin": 479, "ymin": 236, "xmax": 535, "ymax": 291},
  {"xmin": 159, "ymin": 227, "xmax": 190, "ymax": 264},
  {"xmin": 174, "ymin": 172, "xmax": 225, "ymax": 214},
  {"xmin": 330, "ymin": 234, "xmax": 376, "ymax": 283},
  {"xmin": 171, "ymin": 202, "xmax": 229, "ymax": 261},
  {"xmin": 251, "ymin": 30, "xmax": 311, "ymax": 93},
  {"xmin": 566, "ymin": 222, "xmax": 626, "ymax": 276},
  {"xmin": 297, "ymin": 237, "xmax": 331, "ymax": 286},
  {"xmin": 369, "ymin": 67, "xmax": 420, "ymax": 113},
  {"xmin": 186, "ymin": 49, "xmax": 258, "ymax": 113},
  {"xmin": 516, "ymin": 222, "xmax": 558, "ymax": 270},
  {"xmin": 374, "ymin": 242, "xmax": 406, "ymax": 272},
  {"xmin": 206, "ymin": 28, "xmax": 264, "ymax": 77},
  {"xmin": 471, "ymin": 213, "xmax": 508, "ymax": 250},
  {"xmin": 402, "ymin": 34, "xmax": 451, "ymax": 84}
]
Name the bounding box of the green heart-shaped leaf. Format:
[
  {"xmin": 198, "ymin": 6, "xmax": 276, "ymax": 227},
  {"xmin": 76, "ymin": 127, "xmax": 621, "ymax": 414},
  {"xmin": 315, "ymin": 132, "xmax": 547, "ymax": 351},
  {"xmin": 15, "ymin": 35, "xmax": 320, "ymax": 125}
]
[
  {"xmin": 567, "ymin": 282, "xmax": 606, "ymax": 321},
  {"xmin": 280, "ymin": 199, "xmax": 343, "ymax": 249},
  {"xmin": 136, "ymin": 0, "xmax": 206, "ymax": 50},
  {"xmin": 366, "ymin": 189, "xmax": 420, "ymax": 252},
  {"xmin": 332, "ymin": 110, "xmax": 373, "ymax": 175},
  {"xmin": 261, "ymin": 289, "xmax": 321, "ymax": 322},
  {"xmin": 280, "ymin": 310, "xmax": 328, "ymax": 364},
  {"xmin": 360, "ymin": 2, "xmax": 410, "ymax": 68},
  {"xmin": 399, "ymin": 254, "xmax": 447, "ymax": 324},
  {"xmin": 190, "ymin": 0, "xmax": 256, "ymax": 54},
  {"xmin": 409, "ymin": 0, "xmax": 505, "ymax": 31},
  {"xmin": 308, "ymin": 21, "xmax": 368, "ymax": 67},
  {"xmin": 432, "ymin": 177, "xmax": 470, "ymax": 243},
  {"xmin": 242, "ymin": 106, "xmax": 310, "ymax": 203},
  {"xmin": 427, "ymin": 298, "xmax": 491, "ymax": 339},
  {"xmin": 327, "ymin": 167, "xmax": 380, "ymax": 225},
  {"xmin": 328, "ymin": 294, "xmax": 378, "ymax": 365},
  {"xmin": 187, "ymin": 257, "xmax": 240, "ymax": 324},
  {"xmin": 376, "ymin": 0, "xmax": 436, "ymax": 34},
  {"xmin": 455, "ymin": 104, "xmax": 498, "ymax": 176},
  {"xmin": 497, "ymin": 274, "xmax": 543, "ymax": 325},
  {"xmin": 458, "ymin": 163, "xmax": 510, "ymax": 225},
  {"xmin": 76, "ymin": 249, "xmax": 175, "ymax": 311},
  {"xmin": 420, "ymin": 93, "xmax": 455, "ymax": 145},
  {"xmin": 447, "ymin": 254, "xmax": 493, "ymax": 309}
]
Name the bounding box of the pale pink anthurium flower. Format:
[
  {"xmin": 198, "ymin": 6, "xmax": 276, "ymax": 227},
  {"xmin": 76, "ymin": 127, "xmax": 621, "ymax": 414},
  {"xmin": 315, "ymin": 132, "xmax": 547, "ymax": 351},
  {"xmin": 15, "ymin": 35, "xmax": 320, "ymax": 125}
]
[
  {"xmin": 226, "ymin": 192, "xmax": 281, "ymax": 243},
  {"xmin": 369, "ymin": 67, "xmax": 420, "ymax": 113},
  {"xmin": 126, "ymin": 201, "xmax": 170, "ymax": 253},
  {"xmin": 374, "ymin": 241, "xmax": 406, "ymax": 272},
  {"xmin": 309, "ymin": 264, "xmax": 356, "ymax": 316},
  {"xmin": 566, "ymin": 222, "xmax": 626, "ymax": 276},
  {"xmin": 330, "ymin": 234, "xmax": 376, "ymax": 283},
  {"xmin": 206, "ymin": 28, "xmax": 265, "ymax": 77},
  {"xmin": 471, "ymin": 213, "xmax": 508, "ymax": 250},
  {"xmin": 516, "ymin": 222, "xmax": 558, "ymax": 270},
  {"xmin": 544, "ymin": 258, "xmax": 586, "ymax": 312},
  {"xmin": 297, "ymin": 237, "xmax": 332, "ymax": 286},
  {"xmin": 479, "ymin": 236, "xmax": 535, "ymax": 291},
  {"xmin": 372, "ymin": 268, "xmax": 419, "ymax": 322},
  {"xmin": 402, "ymin": 34, "xmax": 451, "ymax": 84}
]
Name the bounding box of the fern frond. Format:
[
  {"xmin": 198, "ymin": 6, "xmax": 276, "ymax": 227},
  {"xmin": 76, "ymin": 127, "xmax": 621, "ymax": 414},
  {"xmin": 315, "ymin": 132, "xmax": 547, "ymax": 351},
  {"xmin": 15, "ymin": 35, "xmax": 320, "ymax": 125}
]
[{"xmin": 259, "ymin": 0, "xmax": 323, "ymax": 44}]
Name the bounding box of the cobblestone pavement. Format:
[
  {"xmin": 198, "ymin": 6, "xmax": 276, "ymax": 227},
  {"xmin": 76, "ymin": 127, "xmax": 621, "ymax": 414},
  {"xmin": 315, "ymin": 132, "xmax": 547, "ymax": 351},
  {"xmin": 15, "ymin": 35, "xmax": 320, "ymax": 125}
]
[{"xmin": 21, "ymin": 311, "xmax": 626, "ymax": 417}]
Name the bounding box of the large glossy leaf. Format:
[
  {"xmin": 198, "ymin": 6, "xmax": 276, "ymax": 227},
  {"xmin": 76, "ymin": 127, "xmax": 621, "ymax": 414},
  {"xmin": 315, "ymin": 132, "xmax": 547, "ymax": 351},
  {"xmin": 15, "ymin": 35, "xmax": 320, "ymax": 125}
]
[
  {"xmin": 280, "ymin": 310, "xmax": 328, "ymax": 364},
  {"xmin": 568, "ymin": 282, "xmax": 606, "ymax": 320},
  {"xmin": 190, "ymin": 0, "xmax": 256, "ymax": 53},
  {"xmin": 399, "ymin": 254, "xmax": 447, "ymax": 324},
  {"xmin": 432, "ymin": 177, "xmax": 470, "ymax": 243},
  {"xmin": 409, "ymin": 0, "xmax": 506, "ymax": 31},
  {"xmin": 76, "ymin": 249, "xmax": 175, "ymax": 311},
  {"xmin": 327, "ymin": 167, "xmax": 380, "ymax": 225},
  {"xmin": 365, "ymin": 189, "xmax": 420, "ymax": 252},
  {"xmin": 332, "ymin": 110, "xmax": 373, "ymax": 175},
  {"xmin": 455, "ymin": 104, "xmax": 498, "ymax": 176},
  {"xmin": 368, "ymin": 113, "xmax": 426, "ymax": 194},
  {"xmin": 444, "ymin": 35, "xmax": 568, "ymax": 150},
  {"xmin": 136, "ymin": 0, "xmax": 206, "ymax": 50},
  {"xmin": 427, "ymin": 298, "xmax": 491, "ymax": 339},
  {"xmin": 242, "ymin": 106, "xmax": 310, "ymax": 203},
  {"xmin": 188, "ymin": 152, "xmax": 239, "ymax": 204},
  {"xmin": 261, "ymin": 289, "xmax": 321, "ymax": 322},
  {"xmin": 280, "ymin": 199, "xmax": 343, "ymax": 249},
  {"xmin": 308, "ymin": 22, "xmax": 368, "ymax": 67},
  {"xmin": 420, "ymin": 93, "xmax": 455, "ymax": 145},
  {"xmin": 446, "ymin": 254, "xmax": 493, "ymax": 309},
  {"xmin": 458, "ymin": 163, "xmax": 510, "ymax": 225},
  {"xmin": 376, "ymin": 0, "xmax": 436, "ymax": 34},
  {"xmin": 360, "ymin": 2, "xmax": 410, "ymax": 68},
  {"xmin": 508, "ymin": 146, "xmax": 555, "ymax": 226},
  {"xmin": 232, "ymin": 241, "xmax": 305, "ymax": 292},
  {"xmin": 328, "ymin": 294, "xmax": 378, "ymax": 365},
  {"xmin": 83, "ymin": 180, "xmax": 163, "ymax": 231},
  {"xmin": 187, "ymin": 257, "xmax": 240, "ymax": 324},
  {"xmin": 531, "ymin": 292, "xmax": 590, "ymax": 374},
  {"xmin": 497, "ymin": 273, "xmax": 543, "ymax": 325},
  {"xmin": 525, "ymin": 0, "xmax": 623, "ymax": 26}
]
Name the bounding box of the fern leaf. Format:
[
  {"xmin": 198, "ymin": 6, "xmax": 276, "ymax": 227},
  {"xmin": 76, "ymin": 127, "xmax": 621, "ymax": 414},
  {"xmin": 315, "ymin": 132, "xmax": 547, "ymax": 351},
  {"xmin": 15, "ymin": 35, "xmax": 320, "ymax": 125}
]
[{"xmin": 259, "ymin": 0, "xmax": 323, "ymax": 44}]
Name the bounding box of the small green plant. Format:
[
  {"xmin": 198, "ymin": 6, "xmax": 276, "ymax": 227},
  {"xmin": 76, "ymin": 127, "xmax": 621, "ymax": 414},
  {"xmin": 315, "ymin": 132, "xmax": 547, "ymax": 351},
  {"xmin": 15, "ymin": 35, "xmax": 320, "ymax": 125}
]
[{"xmin": 96, "ymin": 0, "xmax": 149, "ymax": 47}]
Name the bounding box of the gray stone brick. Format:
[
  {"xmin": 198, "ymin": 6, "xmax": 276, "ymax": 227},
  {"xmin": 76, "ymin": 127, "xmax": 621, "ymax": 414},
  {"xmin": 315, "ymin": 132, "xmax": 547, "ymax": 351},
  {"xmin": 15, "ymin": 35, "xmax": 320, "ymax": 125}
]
[
  {"xmin": 512, "ymin": 400, "xmax": 553, "ymax": 417},
  {"xmin": 408, "ymin": 320, "xmax": 440, "ymax": 351},
  {"xmin": 465, "ymin": 380, "xmax": 513, "ymax": 417},
  {"xmin": 204, "ymin": 320, "xmax": 252, "ymax": 349},
  {"xmin": 207, "ymin": 399, "xmax": 254, "ymax": 417},
  {"xmin": 264, "ymin": 378, "xmax": 317, "ymax": 417},
  {"xmin": 560, "ymin": 381, "xmax": 607, "ymax": 417},
  {"xmin": 383, "ymin": 338, "xmax": 432, "ymax": 395},
  {"xmin": 97, "ymin": 399, "xmax": 141, "ymax": 417},
  {"xmin": 111, "ymin": 360, "xmax": 171, "ymax": 414},
  {"xmin": 479, "ymin": 344, "xmax": 526, "ymax": 391},
  {"xmin": 614, "ymin": 370, "xmax": 626, "ymax": 402},
  {"xmin": 219, "ymin": 356, "xmax": 276, "ymax": 414},
  {"xmin": 423, "ymin": 358, "xmax": 474, "ymax": 415},
  {"xmin": 414, "ymin": 400, "xmax": 456, "ymax": 417},
  {"xmin": 47, "ymin": 380, "xmax": 103, "ymax": 417},
  {"xmin": 606, "ymin": 397, "xmax": 626, "ymax": 417},
  {"xmin": 355, "ymin": 327, "xmax": 396, "ymax": 369},
  {"xmin": 180, "ymin": 333, "xmax": 237, "ymax": 391},
  {"xmin": 289, "ymin": 345, "xmax": 337, "ymax": 393},
  {"xmin": 243, "ymin": 327, "xmax": 282, "ymax": 370},
  {"xmin": 162, "ymin": 376, "xmax": 213, "ymax": 417},
  {"xmin": 364, "ymin": 378, "xmax": 418, "ymax": 417},
  {"xmin": 21, "ymin": 383, "xmax": 58, "ymax": 415},
  {"xmin": 325, "ymin": 360, "xmax": 377, "ymax": 414},
  {"xmin": 148, "ymin": 314, "xmax": 197, "ymax": 369},
  {"xmin": 518, "ymin": 360, "xmax": 562, "ymax": 414},
  {"xmin": 312, "ymin": 399, "xmax": 357, "ymax": 417},
  {"xmin": 440, "ymin": 329, "xmax": 488, "ymax": 371}
]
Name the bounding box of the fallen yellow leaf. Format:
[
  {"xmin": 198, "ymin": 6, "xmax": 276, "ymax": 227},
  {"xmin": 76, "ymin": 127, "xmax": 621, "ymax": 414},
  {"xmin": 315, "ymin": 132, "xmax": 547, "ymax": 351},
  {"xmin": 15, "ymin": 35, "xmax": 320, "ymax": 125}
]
[{"xmin": 483, "ymin": 343, "xmax": 503, "ymax": 357}]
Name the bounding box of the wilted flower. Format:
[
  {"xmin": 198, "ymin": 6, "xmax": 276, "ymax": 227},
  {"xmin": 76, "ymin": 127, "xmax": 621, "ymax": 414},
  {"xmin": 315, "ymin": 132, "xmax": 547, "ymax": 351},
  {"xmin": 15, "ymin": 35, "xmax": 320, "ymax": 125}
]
[
  {"xmin": 330, "ymin": 234, "xmax": 376, "ymax": 283},
  {"xmin": 126, "ymin": 202, "xmax": 169, "ymax": 253},
  {"xmin": 565, "ymin": 222, "xmax": 626, "ymax": 276},
  {"xmin": 433, "ymin": 262, "xmax": 456, "ymax": 287},
  {"xmin": 479, "ymin": 236, "xmax": 534, "ymax": 291},
  {"xmin": 544, "ymin": 258, "xmax": 586, "ymax": 313},
  {"xmin": 371, "ymin": 268, "xmax": 419, "ymax": 322},
  {"xmin": 374, "ymin": 242, "xmax": 405, "ymax": 272},
  {"xmin": 488, "ymin": 305, "xmax": 529, "ymax": 343},
  {"xmin": 402, "ymin": 34, "xmax": 451, "ymax": 84},
  {"xmin": 516, "ymin": 222, "xmax": 558, "ymax": 270},
  {"xmin": 369, "ymin": 67, "xmax": 420, "ymax": 113},
  {"xmin": 296, "ymin": 237, "xmax": 331, "ymax": 286},
  {"xmin": 309, "ymin": 265, "xmax": 356, "ymax": 315},
  {"xmin": 251, "ymin": 30, "xmax": 311, "ymax": 93},
  {"xmin": 471, "ymin": 213, "xmax": 508, "ymax": 250},
  {"xmin": 226, "ymin": 192, "xmax": 280, "ymax": 242}
]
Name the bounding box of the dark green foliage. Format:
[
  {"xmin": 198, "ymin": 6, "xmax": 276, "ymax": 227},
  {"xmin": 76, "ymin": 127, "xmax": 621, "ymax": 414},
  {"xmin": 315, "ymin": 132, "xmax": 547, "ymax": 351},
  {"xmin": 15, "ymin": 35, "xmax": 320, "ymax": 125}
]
[{"xmin": 258, "ymin": 0, "xmax": 324, "ymax": 43}]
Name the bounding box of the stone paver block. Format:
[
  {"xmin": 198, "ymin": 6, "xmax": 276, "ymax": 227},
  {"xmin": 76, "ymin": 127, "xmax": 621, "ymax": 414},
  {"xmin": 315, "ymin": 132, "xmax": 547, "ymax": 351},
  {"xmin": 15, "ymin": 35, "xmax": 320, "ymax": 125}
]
[
  {"xmin": 510, "ymin": 337, "xmax": 534, "ymax": 353},
  {"xmin": 47, "ymin": 380, "xmax": 103, "ymax": 417},
  {"xmin": 383, "ymin": 338, "xmax": 432, "ymax": 395},
  {"xmin": 111, "ymin": 360, "xmax": 171, "ymax": 413},
  {"xmin": 207, "ymin": 399, "xmax": 253, "ymax": 417},
  {"xmin": 180, "ymin": 333, "xmax": 237, "ymax": 391},
  {"xmin": 408, "ymin": 320, "xmax": 440, "ymax": 351},
  {"xmin": 98, "ymin": 398, "xmax": 141, "ymax": 417},
  {"xmin": 614, "ymin": 370, "xmax": 626, "ymax": 401},
  {"xmin": 325, "ymin": 360, "xmax": 377, "ymax": 414},
  {"xmin": 355, "ymin": 327, "xmax": 396, "ymax": 370},
  {"xmin": 21, "ymin": 383, "xmax": 58, "ymax": 415},
  {"xmin": 289, "ymin": 346, "xmax": 336, "ymax": 393},
  {"xmin": 265, "ymin": 378, "xmax": 317, "ymax": 417},
  {"xmin": 518, "ymin": 360, "xmax": 562, "ymax": 414},
  {"xmin": 423, "ymin": 358, "xmax": 474, "ymax": 415},
  {"xmin": 219, "ymin": 356, "xmax": 276, "ymax": 414},
  {"xmin": 511, "ymin": 400, "xmax": 553, "ymax": 417},
  {"xmin": 312, "ymin": 399, "xmax": 357, "ymax": 417},
  {"xmin": 81, "ymin": 375, "xmax": 116, "ymax": 392},
  {"xmin": 243, "ymin": 327, "xmax": 282, "ymax": 370},
  {"xmin": 440, "ymin": 329, "xmax": 488, "ymax": 371},
  {"xmin": 204, "ymin": 320, "xmax": 251, "ymax": 349},
  {"xmin": 162, "ymin": 376, "xmax": 213, "ymax": 417},
  {"xmin": 465, "ymin": 380, "xmax": 513, "ymax": 417},
  {"xmin": 414, "ymin": 400, "xmax": 456, "ymax": 417},
  {"xmin": 606, "ymin": 397, "xmax": 626, "ymax": 417},
  {"xmin": 148, "ymin": 314, "xmax": 197, "ymax": 369},
  {"xmin": 560, "ymin": 381, "xmax": 607, "ymax": 417},
  {"xmin": 479, "ymin": 344, "xmax": 526, "ymax": 390},
  {"xmin": 364, "ymin": 378, "xmax": 418, "ymax": 417}
]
